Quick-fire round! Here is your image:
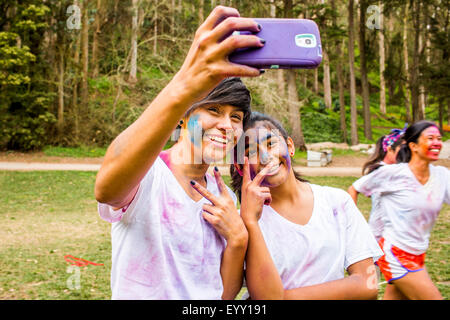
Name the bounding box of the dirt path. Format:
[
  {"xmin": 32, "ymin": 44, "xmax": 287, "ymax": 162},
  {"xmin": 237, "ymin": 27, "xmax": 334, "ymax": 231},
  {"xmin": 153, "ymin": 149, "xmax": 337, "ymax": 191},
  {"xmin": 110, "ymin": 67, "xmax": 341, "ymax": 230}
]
[{"xmin": 1, "ymin": 151, "xmax": 448, "ymax": 177}]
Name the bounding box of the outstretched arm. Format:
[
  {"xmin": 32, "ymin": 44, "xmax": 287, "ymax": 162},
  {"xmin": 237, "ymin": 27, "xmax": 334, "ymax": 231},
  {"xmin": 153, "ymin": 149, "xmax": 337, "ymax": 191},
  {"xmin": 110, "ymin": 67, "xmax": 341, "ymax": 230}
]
[{"xmin": 95, "ymin": 6, "xmax": 263, "ymax": 208}]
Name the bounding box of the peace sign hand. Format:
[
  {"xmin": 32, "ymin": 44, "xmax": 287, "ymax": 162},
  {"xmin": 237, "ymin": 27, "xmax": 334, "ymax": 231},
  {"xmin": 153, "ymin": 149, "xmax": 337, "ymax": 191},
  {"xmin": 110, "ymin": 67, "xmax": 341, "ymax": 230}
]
[
  {"xmin": 240, "ymin": 157, "xmax": 272, "ymax": 226},
  {"xmin": 191, "ymin": 167, "xmax": 248, "ymax": 246}
]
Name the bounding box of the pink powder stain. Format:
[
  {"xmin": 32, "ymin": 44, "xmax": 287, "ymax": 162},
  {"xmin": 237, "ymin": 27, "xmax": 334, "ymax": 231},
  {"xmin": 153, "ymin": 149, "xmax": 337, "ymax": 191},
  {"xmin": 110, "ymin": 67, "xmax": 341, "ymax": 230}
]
[
  {"xmin": 159, "ymin": 150, "xmax": 171, "ymax": 168},
  {"xmin": 125, "ymin": 251, "xmax": 164, "ymax": 287},
  {"xmin": 160, "ymin": 194, "xmax": 186, "ymax": 233}
]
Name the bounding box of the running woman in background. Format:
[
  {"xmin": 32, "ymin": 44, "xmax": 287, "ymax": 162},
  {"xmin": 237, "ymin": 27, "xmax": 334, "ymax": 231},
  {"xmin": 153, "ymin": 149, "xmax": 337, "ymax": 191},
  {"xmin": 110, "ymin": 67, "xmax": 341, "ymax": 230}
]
[
  {"xmin": 219, "ymin": 112, "xmax": 383, "ymax": 299},
  {"xmin": 95, "ymin": 6, "xmax": 265, "ymax": 299},
  {"xmin": 348, "ymin": 127, "xmax": 405, "ymax": 241},
  {"xmin": 348, "ymin": 121, "xmax": 449, "ymax": 300}
]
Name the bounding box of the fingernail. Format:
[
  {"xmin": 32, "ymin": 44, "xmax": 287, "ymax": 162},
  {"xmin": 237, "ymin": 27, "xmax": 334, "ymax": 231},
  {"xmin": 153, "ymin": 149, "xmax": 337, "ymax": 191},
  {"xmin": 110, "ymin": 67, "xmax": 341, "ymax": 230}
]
[
  {"xmin": 190, "ymin": 180, "xmax": 196, "ymax": 186},
  {"xmin": 257, "ymin": 23, "xmax": 262, "ymax": 31},
  {"xmin": 259, "ymin": 38, "xmax": 266, "ymax": 45},
  {"xmin": 214, "ymin": 166, "xmax": 219, "ymax": 172}
]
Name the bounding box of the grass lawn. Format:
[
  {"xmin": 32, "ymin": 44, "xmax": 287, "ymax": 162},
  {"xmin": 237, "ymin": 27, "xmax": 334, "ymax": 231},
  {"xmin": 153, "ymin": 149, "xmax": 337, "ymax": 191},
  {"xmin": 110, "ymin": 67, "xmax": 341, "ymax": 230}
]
[
  {"xmin": 0, "ymin": 171, "xmax": 448, "ymax": 300},
  {"xmin": 43, "ymin": 145, "xmax": 107, "ymax": 158}
]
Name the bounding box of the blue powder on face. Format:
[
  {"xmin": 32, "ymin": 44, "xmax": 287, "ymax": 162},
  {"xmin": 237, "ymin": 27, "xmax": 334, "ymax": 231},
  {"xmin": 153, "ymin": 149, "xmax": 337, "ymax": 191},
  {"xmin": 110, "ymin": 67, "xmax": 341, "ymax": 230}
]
[{"xmin": 187, "ymin": 114, "xmax": 202, "ymax": 147}]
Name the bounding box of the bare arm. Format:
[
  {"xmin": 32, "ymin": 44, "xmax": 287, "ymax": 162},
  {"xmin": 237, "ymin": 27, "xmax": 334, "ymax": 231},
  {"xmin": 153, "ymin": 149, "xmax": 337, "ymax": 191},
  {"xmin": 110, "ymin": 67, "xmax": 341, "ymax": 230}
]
[
  {"xmin": 240, "ymin": 158, "xmax": 283, "ymax": 299},
  {"xmin": 244, "ymin": 222, "xmax": 284, "ymax": 300},
  {"xmin": 95, "ymin": 6, "xmax": 263, "ymax": 207},
  {"xmin": 191, "ymin": 168, "xmax": 249, "ymax": 300},
  {"xmin": 283, "ymin": 258, "xmax": 378, "ymax": 300},
  {"xmin": 220, "ymin": 237, "xmax": 248, "ymax": 300},
  {"xmin": 347, "ymin": 185, "xmax": 359, "ymax": 205}
]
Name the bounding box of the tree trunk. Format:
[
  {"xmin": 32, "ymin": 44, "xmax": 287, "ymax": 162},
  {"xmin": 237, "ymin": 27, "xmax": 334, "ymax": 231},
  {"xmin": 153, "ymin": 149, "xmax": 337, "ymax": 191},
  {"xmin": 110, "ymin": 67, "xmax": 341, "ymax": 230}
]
[
  {"xmin": 379, "ymin": 1, "xmax": 386, "ymax": 114},
  {"xmin": 171, "ymin": 0, "xmax": 176, "ymax": 35},
  {"xmin": 313, "ymin": 68, "xmax": 319, "ymax": 94},
  {"xmin": 72, "ymin": 0, "xmax": 81, "ymax": 142},
  {"xmin": 359, "ymin": 0, "xmax": 372, "ymax": 140},
  {"xmin": 80, "ymin": 0, "xmax": 89, "ymax": 115},
  {"xmin": 129, "ymin": 0, "xmax": 139, "ymax": 83},
  {"xmin": 419, "ymin": 3, "xmax": 430, "ymax": 119},
  {"xmin": 348, "ymin": 0, "xmax": 358, "ymax": 145},
  {"xmin": 447, "ymin": 99, "xmax": 450, "ymax": 125},
  {"xmin": 269, "ymin": 0, "xmax": 276, "ymax": 17},
  {"xmin": 284, "ymin": 0, "xmax": 306, "ymax": 150},
  {"xmin": 337, "ymin": 38, "xmax": 347, "ymax": 143},
  {"xmin": 92, "ymin": 0, "xmax": 102, "ymax": 78},
  {"xmin": 57, "ymin": 43, "xmax": 65, "ymax": 135},
  {"xmin": 287, "ymin": 70, "xmax": 306, "ymax": 151},
  {"xmin": 410, "ymin": 0, "xmax": 422, "ymax": 121},
  {"xmin": 199, "ymin": 0, "xmax": 204, "ymax": 24},
  {"xmin": 153, "ymin": 2, "xmax": 158, "ymax": 55},
  {"xmin": 418, "ymin": 30, "xmax": 426, "ymax": 118},
  {"xmin": 323, "ymin": 49, "xmax": 332, "ymax": 109},
  {"xmin": 403, "ymin": 3, "xmax": 411, "ymax": 122},
  {"xmin": 330, "ymin": 0, "xmax": 346, "ymax": 142}
]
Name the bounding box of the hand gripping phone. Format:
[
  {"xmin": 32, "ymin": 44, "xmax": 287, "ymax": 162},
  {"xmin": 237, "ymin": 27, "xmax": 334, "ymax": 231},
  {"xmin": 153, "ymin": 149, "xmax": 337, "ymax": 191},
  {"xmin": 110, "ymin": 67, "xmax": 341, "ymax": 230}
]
[{"xmin": 228, "ymin": 18, "xmax": 322, "ymax": 69}]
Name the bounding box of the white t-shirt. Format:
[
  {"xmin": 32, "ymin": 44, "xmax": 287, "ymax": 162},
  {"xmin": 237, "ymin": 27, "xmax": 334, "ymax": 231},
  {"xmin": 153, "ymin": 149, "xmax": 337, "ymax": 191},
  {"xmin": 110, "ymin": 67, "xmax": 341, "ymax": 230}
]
[
  {"xmin": 257, "ymin": 184, "xmax": 383, "ymax": 290},
  {"xmin": 98, "ymin": 156, "xmax": 237, "ymax": 300},
  {"xmin": 357, "ymin": 161, "xmax": 386, "ymax": 241},
  {"xmin": 352, "ymin": 163, "xmax": 450, "ymax": 255}
]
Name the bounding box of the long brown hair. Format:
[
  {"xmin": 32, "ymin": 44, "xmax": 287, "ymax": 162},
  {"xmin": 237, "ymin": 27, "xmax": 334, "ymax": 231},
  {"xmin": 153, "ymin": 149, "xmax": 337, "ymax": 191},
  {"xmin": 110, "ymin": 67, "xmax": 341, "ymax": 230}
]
[
  {"xmin": 362, "ymin": 136, "xmax": 386, "ymax": 175},
  {"xmin": 230, "ymin": 112, "xmax": 307, "ymax": 202}
]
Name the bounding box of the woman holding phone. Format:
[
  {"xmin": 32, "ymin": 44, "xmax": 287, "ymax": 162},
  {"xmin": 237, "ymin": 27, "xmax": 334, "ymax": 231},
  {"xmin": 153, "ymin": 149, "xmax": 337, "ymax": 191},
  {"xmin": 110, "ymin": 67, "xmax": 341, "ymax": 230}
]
[{"xmin": 95, "ymin": 6, "xmax": 265, "ymax": 300}]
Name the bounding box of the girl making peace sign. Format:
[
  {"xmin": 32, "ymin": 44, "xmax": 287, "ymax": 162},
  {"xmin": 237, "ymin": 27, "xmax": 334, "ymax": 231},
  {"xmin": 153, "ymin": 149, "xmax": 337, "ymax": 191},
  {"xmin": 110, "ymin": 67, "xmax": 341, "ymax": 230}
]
[{"xmin": 229, "ymin": 112, "xmax": 383, "ymax": 299}]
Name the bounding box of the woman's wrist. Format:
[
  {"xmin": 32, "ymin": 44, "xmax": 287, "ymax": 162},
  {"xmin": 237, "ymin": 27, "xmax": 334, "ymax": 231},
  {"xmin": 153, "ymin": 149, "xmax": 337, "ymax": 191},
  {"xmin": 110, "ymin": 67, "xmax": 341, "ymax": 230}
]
[
  {"xmin": 242, "ymin": 218, "xmax": 260, "ymax": 231},
  {"xmin": 226, "ymin": 229, "xmax": 248, "ymax": 249}
]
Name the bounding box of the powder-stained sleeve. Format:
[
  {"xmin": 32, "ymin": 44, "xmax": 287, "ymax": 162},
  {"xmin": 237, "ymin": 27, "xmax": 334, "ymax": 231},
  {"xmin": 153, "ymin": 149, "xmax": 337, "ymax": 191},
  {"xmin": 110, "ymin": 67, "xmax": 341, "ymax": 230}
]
[
  {"xmin": 352, "ymin": 164, "xmax": 394, "ymax": 197},
  {"xmin": 97, "ymin": 159, "xmax": 158, "ymax": 223}
]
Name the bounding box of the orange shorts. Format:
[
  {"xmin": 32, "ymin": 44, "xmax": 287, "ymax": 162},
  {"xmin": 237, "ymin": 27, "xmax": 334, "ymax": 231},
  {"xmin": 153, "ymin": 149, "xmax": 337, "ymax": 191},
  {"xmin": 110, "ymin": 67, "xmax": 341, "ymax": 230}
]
[{"xmin": 376, "ymin": 237, "xmax": 425, "ymax": 283}]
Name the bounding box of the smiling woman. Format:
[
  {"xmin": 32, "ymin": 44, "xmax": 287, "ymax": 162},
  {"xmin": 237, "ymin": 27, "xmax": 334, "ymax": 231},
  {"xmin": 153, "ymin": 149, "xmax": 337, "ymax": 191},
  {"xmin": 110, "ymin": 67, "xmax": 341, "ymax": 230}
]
[
  {"xmin": 350, "ymin": 120, "xmax": 450, "ymax": 300},
  {"xmin": 230, "ymin": 112, "xmax": 383, "ymax": 300},
  {"xmin": 93, "ymin": 5, "xmax": 267, "ymax": 300}
]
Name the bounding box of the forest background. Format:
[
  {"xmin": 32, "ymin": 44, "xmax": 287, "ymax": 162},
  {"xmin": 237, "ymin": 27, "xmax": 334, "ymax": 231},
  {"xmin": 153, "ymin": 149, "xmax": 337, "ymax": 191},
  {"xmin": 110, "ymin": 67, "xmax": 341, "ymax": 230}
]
[{"xmin": 1, "ymin": 0, "xmax": 449, "ymax": 152}]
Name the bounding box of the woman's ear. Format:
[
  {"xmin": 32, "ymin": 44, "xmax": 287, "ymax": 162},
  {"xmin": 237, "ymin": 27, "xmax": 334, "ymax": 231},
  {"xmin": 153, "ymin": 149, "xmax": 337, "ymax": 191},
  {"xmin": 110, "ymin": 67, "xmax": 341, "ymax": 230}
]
[
  {"xmin": 408, "ymin": 141, "xmax": 418, "ymax": 154},
  {"xmin": 286, "ymin": 137, "xmax": 295, "ymax": 157}
]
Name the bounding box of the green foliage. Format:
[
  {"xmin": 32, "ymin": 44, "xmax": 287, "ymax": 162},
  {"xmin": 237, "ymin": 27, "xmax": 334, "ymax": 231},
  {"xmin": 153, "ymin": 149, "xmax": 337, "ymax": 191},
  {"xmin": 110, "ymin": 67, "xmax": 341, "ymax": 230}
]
[
  {"xmin": 301, "ymin": 108, "xmax": 344, "ymax": 143},
  {"xmin": 0, "ymin": 1, "xmax": 53, "ymax": 151}
]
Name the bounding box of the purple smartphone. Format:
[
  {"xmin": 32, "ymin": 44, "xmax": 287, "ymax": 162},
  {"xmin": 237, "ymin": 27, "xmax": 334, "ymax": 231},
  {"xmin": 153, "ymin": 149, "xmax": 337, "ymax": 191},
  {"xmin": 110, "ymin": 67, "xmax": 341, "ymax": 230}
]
[{"xmin": 229, "ymin": 18, "xmax": 322, "ymax": 69}]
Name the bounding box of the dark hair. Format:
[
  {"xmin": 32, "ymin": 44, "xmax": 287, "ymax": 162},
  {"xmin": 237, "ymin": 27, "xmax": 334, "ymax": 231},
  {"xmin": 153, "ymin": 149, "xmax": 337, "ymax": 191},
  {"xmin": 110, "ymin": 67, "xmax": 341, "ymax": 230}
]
[
  {"xmin": 185, "ymin": 77, "xmax": 251, "ymax": 125},
  {"xmin": 396, "ymin": 120, "xmax": 441, "ymax": 163},
  {"xmin": 230, "ymin": 112, "xmax": 308, "ymax": 202},
  {"xmin": 172, "ymin": 77, "xmax": 252, "ymax": 141},
  {"xmin": 362, "ymin": 135, "xmax": 403, "ymax": 175}
]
